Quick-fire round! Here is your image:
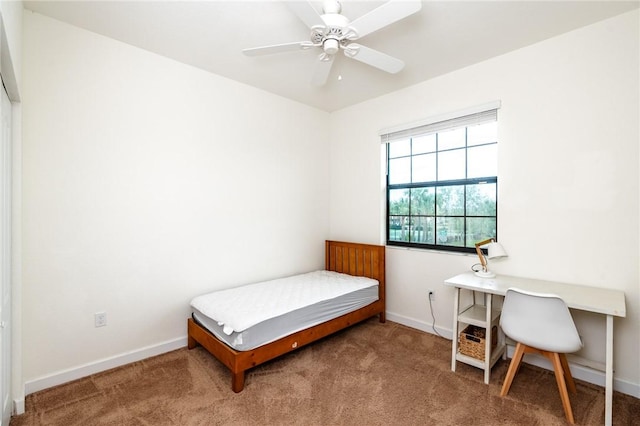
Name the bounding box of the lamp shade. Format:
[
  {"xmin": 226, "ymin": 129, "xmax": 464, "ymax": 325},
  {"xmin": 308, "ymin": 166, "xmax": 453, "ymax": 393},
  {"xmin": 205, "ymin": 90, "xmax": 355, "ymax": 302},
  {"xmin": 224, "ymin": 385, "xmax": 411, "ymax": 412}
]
[{"xmin": 487, "ymin": 242, "xmax": 508, "ymax": 259}]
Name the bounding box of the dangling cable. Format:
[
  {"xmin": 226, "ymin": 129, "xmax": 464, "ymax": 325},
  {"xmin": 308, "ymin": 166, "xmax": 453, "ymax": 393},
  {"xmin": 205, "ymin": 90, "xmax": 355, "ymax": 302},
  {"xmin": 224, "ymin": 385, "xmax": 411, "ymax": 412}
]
[{"xmin": 428, "ymin": 293, "xmax": 443, "ymax": 338}]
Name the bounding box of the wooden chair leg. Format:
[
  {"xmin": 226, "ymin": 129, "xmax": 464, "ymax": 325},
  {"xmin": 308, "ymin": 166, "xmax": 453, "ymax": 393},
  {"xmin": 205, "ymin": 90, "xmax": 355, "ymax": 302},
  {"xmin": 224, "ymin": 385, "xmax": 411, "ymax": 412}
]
[
  {"xmin": 559, "ymin": 353, "xmax": 577, "ymax": 394},
  {"xmin": 549, "ymin": 352, "xmax": 575, "ymax": 424},
  {"xmin": 501, "ymin": 342, "xmax": 526, "ymax": 396}
]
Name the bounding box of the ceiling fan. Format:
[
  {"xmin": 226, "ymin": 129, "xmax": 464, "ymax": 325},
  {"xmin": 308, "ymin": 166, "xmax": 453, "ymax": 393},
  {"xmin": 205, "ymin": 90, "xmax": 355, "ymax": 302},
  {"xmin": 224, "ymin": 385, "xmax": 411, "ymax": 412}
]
[{"xmin": 242, "ymin": 0, "xmax": 422, "ymax": 86}]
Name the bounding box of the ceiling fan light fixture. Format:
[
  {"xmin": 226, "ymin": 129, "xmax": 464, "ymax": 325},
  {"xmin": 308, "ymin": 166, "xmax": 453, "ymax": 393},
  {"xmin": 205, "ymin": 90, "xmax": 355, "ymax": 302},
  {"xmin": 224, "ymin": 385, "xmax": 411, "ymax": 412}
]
[{"xmin": 323, "ymin": 38, "xmax": 340, "ymax": 55}]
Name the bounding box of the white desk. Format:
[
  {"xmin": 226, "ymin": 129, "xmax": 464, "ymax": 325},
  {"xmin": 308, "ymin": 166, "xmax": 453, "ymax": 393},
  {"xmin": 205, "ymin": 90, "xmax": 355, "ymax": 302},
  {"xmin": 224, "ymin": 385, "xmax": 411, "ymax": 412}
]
[{"xmin": 444, "ymin": 272, "xmax": 626, "ymax": 426}]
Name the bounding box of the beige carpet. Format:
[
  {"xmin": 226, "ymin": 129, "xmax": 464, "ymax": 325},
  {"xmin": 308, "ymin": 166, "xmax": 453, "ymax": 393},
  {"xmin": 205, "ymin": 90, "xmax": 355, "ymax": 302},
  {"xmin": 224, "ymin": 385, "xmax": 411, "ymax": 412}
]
[{"xmin": 11, "ymin": 318, "xmax": 640, "ymax": 425}]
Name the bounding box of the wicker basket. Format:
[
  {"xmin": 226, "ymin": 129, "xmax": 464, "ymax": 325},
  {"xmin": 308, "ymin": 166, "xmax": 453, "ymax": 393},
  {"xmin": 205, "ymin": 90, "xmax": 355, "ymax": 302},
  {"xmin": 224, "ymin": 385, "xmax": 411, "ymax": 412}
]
[{"xmin": 459, "ymin": 325, "xmax": 497, "ymax": 361}]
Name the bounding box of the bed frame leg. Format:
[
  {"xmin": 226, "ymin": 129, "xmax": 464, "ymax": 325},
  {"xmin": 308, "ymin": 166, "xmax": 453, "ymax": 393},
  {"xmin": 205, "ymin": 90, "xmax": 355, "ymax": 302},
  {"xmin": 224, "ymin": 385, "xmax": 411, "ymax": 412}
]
[
  {"xmin": 232, "ymin": 371, "xmax": 245, "ymax": 393},
  {"xmin": 188, "ymin": 334, "xmax": 198, "ymax": 350},
  {"xmin": 379, "ymin": 312, "xmax": 386, "ymax": 323}
]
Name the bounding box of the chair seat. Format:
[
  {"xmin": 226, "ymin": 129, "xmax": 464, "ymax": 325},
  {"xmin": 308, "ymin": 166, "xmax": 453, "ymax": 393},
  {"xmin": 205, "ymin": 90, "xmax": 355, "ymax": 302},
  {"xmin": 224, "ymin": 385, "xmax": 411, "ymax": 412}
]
[{"xmin": 516, "ymin": 335, "xmax": 582, "ymax": 354}]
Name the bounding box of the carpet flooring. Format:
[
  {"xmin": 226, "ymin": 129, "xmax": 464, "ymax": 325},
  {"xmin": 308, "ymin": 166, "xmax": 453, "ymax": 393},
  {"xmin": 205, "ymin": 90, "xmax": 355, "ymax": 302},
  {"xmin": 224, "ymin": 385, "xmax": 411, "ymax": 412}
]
[{"xmin": 11, "ymin": 318, "xmax": 640, "ymax": 425}]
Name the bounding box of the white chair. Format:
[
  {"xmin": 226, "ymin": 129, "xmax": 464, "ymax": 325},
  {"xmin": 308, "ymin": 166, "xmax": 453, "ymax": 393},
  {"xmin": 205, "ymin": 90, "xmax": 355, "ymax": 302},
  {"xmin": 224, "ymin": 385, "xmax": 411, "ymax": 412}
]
[{"xmin": 499, "ymin": 288, "xmax": 583, "ymax": 424}]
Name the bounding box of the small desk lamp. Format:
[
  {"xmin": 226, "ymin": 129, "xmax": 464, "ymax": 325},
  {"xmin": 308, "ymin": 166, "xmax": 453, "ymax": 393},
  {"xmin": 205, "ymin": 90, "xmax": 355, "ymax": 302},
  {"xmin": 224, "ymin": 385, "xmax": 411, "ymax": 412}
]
[{"xmin": 474, "ymin": 238, "xmax": 508, "ymax": 278}]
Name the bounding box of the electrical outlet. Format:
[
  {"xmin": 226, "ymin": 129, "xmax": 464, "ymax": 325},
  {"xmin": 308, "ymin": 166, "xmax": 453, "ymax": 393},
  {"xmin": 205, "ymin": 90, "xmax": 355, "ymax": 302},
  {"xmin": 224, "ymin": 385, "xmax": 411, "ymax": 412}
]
[
  {"xmin": 94, "ymin": 312, "xmax": 107, "ymax": 327},
  {"xmin": 428, "ymin": 290, "xmax": 435, "ymax": 301}
]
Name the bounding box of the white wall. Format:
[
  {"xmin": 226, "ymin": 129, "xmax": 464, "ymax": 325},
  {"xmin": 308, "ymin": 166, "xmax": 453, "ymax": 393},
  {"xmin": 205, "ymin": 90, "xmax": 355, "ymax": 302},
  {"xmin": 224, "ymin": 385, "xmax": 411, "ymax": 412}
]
[
  {"xmin": 21, "ymin": 10, "xmax": 330, "ymax": 385},
  {"xmin": 329, "ymin": 10, "xmax": 639, "ymax": 394}
]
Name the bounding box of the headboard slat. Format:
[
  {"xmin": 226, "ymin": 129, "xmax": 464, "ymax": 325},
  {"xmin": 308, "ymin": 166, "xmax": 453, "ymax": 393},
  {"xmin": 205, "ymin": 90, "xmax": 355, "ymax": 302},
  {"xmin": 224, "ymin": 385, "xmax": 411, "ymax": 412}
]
[{"xmin": 325, "ymin": 240, "xmax": 385, "ymax": 315}]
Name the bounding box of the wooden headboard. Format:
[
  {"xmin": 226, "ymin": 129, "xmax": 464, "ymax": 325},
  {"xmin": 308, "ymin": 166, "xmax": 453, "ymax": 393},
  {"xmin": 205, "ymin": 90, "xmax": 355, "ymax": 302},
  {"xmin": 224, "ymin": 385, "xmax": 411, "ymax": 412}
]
[{"xmin": 325, "ymin": 240, "xmax": 386, "ymax": 314}]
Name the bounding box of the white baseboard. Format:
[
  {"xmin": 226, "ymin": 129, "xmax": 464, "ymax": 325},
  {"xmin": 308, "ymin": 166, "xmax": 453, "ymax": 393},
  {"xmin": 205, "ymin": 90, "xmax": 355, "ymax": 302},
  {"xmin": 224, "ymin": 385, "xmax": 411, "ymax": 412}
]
[
  {"xmin": 13, "ymin": 398, "xmax": 24, "ymax": 416},
  {"xmin": 23, "ymin": 337, "xmax": 187, "ymax": 397},
  {"xmin": 386, "ymin": 311, "xmax": 453, "ymax": 340},
  {"xmin": 386, "ymin": 311, "xmax": 640, "ymax": 399}
]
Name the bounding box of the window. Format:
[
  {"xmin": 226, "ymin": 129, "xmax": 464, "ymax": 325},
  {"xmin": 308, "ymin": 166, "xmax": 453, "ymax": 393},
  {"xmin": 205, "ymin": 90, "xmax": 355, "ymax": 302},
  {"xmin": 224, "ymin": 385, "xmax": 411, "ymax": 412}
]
[{"xmin": 383, "ymin": 107, "xmax": 498, "ymax": 253}]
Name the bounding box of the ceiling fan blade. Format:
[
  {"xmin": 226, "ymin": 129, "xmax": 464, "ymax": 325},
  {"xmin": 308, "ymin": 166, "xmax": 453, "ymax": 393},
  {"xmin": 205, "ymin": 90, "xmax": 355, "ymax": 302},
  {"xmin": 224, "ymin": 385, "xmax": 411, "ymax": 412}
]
[
  {"xmin": 287, "ymin": 1, "xmax": 325, "ymax": 29},
  {"xmin": 344, "ymin": 43, "xmax": 405, "ymax": 74},
  {"xmin": 348, "ymin": 0, "xmax": 422, "ymax": 39},
  {"xmin": 243, "ymin": 41, "xmax": 314, "ymax": 56},
  {"xmin": 311, "ymin": 54, "xmax": 335, "ymax": 86}
]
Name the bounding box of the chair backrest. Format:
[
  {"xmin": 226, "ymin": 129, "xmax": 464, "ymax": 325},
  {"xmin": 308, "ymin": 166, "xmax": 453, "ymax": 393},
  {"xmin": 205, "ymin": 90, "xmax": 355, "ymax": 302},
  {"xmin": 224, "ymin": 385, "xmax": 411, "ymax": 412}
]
[{"xmin": 500, "ymin": 288, "xmax": 583, "ymax": 353}]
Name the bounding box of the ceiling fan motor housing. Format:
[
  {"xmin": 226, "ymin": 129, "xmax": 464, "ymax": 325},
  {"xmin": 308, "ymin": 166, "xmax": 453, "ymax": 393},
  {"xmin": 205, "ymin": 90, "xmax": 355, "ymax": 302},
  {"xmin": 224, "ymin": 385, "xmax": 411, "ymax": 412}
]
[{"xmin": 317, "ymin": 11, "xmax": 350, "ymax": 55}]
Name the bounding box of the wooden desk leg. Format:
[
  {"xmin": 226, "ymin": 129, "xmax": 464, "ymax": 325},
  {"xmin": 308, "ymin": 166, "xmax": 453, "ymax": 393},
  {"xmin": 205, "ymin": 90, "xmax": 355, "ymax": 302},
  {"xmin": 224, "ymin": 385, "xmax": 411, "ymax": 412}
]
[
  {"xmin": 604, "ymin": 314, "xmax": 614, "ymax": 426},
  {"xmin": 484, "ymin": 293, "xmax": 492, "ymax": 384},
  {"xmin": 451, "ymin": 287, "xmax": 460, "ymax": 372}
]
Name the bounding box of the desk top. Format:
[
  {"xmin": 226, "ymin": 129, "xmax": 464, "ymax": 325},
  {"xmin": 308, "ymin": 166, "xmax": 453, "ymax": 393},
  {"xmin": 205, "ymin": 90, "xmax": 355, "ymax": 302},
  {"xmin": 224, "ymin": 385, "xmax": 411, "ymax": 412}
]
[{"xmin": 445, "ymin": 272, "xmax": 626, "ymax": 317}]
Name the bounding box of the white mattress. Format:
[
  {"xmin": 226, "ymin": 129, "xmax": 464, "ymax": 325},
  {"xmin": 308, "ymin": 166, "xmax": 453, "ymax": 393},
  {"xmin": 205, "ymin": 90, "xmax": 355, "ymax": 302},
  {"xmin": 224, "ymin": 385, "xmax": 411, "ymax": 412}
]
[{"xmin": 190, "ymin": 270, "xmax": 379, "ymax": 351}]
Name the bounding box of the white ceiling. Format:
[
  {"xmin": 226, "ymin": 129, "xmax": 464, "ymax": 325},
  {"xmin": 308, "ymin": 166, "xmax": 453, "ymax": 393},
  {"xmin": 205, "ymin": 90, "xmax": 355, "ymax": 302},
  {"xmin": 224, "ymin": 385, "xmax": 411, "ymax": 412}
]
[{"xmin": 23, "ymin": 0, "xmax": 639, "ymax": 112}]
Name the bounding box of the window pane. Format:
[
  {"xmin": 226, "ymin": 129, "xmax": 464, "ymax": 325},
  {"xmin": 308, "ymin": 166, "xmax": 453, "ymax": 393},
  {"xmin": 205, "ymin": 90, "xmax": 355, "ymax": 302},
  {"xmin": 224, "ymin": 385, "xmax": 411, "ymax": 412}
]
[
  {"xmin": 415, "ymin": 216, "xmax": 435, "ymax": 244},
  {"xmin": 388, "ymin": 216, "xmax": 406, "ymax": 242},
  {"xmin": 438, "ymin": 127, "xmax": 465, "ymax": 150},
  {"xmin": 436, "ymin": 186, "xmax": 464, "ymax": 215},
  {"xmin": 436, "ymin": 217, "xmax": 464, "ymax": 247},
  {"xmin": 399, "ymin": 217, "xmax": 419, "ymax": 242},
  {"xmin": 408, "ymin": 216, "xmax": 434, "ymax": 243},
  {"xmin": 388, "ymin": 139, "xmax": 410, "ymax": 158},
  {"xmin": 389, "ymin": 157, "xmax": 410, "ymax": 184},
  {"xmin": 436, "ymin": 220, "xmax": 448, "ymax": 244},
  {"xmin": 412, "ymin": 134, "xmax": 436, "ymax": 154},
  {"xmin": 466, "ymin": 183, "xmax": 497, "ymax": 216},
  {"xmin": 438, "ymin": 149, "xmax": 465, "ymax": 181},
  {"xmin": 466, "ymin": 217, "xmax": 497, "ymax": 247},
  {"xmin": 404, "ymin": 220, "xmax": 418, "ymax": 242},
  {"xmin": 389, "ymin": 189, "xmax": 410, "ymax": 215},
  {"xmin": 411, "ymin": 187, "xmax": 435, "ymax": 215},
  {"xmin": 467, "ymin": 144, "xmax": 497, "ymax": 178},
  {"xmin": 412, "ymin": 153, "xmax": 436, "ymax": 183},
  {"xmin": 468, "ymin": 121, "xmax": 497, "ymax": 146}
]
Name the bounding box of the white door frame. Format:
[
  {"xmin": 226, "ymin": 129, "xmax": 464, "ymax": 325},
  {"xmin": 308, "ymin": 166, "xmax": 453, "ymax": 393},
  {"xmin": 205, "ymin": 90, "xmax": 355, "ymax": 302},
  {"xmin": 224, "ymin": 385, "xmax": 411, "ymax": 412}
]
[
  {"xmin": 0, "ymin": 8, "xmax": 22, "ymax": 422},
  {"xmin": 0, "ymin": 79, "xmax": 11, "ymax": 426}
]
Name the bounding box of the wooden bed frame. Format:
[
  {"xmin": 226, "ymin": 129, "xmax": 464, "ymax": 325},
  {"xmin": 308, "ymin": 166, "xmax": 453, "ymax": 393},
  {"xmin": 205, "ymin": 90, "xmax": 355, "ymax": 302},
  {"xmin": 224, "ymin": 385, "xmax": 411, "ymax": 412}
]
[{"xmin": 187, "ymin": 240, "xmax": 386, "ymax": 392}]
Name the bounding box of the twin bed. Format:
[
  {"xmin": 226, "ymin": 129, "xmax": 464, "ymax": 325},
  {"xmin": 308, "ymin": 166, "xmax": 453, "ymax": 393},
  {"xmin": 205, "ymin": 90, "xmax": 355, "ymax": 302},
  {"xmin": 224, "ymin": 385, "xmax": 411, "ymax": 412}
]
[{"xmin": 187, "ymin": 240, "xmax": 386, "ymax": 392}]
